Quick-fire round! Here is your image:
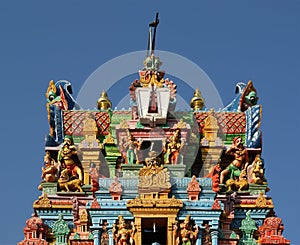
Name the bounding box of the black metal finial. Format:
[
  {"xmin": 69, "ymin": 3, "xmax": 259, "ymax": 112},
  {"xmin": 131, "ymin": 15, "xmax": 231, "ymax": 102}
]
[{"xmin": 148, "ymin": 12, "xmax": 159, "ymax": 55}]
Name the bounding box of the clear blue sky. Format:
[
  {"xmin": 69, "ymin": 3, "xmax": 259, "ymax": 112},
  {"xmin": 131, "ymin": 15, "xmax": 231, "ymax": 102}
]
[{"xmin": 0, "ymin": 1, "xmax": 299, "ymax": 244}]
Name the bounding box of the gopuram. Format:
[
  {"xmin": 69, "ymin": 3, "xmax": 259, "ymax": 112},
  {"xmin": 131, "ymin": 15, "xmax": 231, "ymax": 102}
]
[{"xmin": 19, "ymin": 14, "xmax": 290, "ymax": 245}]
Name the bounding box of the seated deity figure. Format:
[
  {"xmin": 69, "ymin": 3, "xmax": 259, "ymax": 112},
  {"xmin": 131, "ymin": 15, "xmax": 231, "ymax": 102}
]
[
  {"xmin": 173, "ymin": 215, "xmax": 199, "ymax": 245},
  {"xmin": 143, "ymin": 150, "xmax": 163, "ymax": 175},
  {"xmin": 248, "ymin": 154, "xmax": 267, "ymax": 185},
  {"xmin": 164, "ymin": 129, "xmax": 184, "ymax": 164},
  {"xmin": 220, "ymin": 136, "xmax": 249, "ymax": 184},
  {"xmin": 112, "ymin": 216, "xmax": 136, "ymax": 245},
  {"xmin": 58, "ymin": 135, "xmax": 83, "ymax": 182},
  {"xmin": 38, "ymin": 151, "xmax": 58, "ymax": 190}
]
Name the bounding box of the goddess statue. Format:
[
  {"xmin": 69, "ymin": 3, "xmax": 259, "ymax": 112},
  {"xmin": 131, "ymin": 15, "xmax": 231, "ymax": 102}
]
[
  {"xmin": 163, "ymin": 129, "xmax": 184, "ymax": 164},
  {"xmin": 173, "ymin": 215, "xmax": 199, "ymax": 245},
  {"xmin": 112, "ymin": 216, "xmax": 136, "ymax": 245}
]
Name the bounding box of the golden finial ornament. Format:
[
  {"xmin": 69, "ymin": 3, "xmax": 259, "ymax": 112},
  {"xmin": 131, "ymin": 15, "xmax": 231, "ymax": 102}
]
[
  {"xmin": 97, "ymin": 90, "xmax": 112, "ymax": 110},
  {"xmin": 190, "ymin": 87, "xmax": 205, "ymax": 111}
]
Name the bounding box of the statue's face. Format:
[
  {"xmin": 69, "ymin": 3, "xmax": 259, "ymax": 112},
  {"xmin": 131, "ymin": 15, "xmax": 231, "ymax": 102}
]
[
  {"xmin": 183, "ymin": 221, "xmax": 189, "ymax": 228},
  {"xmin": 120, "ymin": 220, "xmax": 126, "ymax": 228},
  {"xmin": 44, "ymin": 160, "xmax": 51, "ymax": 166},
  {"xmin": 257, "ymin": 160, "xmax": 263, "ymax": 166},
  {"xmin": 235, "ymin": 137, "xmax": 242, "ymax": 147},
  {"xmin": 64, "ymin": 138, "xmax": 72, "ymax": 146}
]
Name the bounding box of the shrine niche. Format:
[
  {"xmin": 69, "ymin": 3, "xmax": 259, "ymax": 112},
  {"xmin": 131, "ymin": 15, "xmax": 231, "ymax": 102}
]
[
  {"xmin": 258, "ymin": 217, "xmax": 290, "ymax": 245},
  {"xmin": 18, "ymin": 214, "xmax": 48, "ymax": 245},
  {"xmin": 187, "ymin": 175, "xmax": 201, "ymax": 201},
  {"xmin": 127, "ymin": 148, "xmax": 182, "ymax": 245}
]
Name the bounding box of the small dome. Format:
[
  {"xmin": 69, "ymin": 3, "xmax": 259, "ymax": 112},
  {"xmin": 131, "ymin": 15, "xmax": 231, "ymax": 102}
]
[
  {"xmin": 190, "ymin": 88, "xmax": 205, "ymax": 110},
  {"xmin": 97, "ymin": 90, "xmax": 112, "ymax": 110}
]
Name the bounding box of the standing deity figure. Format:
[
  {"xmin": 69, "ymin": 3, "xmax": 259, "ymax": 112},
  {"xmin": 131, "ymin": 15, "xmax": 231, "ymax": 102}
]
[
  {"xmin": 38, "ymin": 151, "xmax": 58, "ymax": 190},
  {"xmin": 122, "ymin": 132, "xmax": 142, "ymax": 164},
  {"xmin": 89, "ymin": 163, "xmax": 99, "ymax": 194},
  {"xmin": 164, "ymin": 129, "xmax": 184, "ymax": 164},
  {"xmin": 173, "ymin": 215, "xmax": 199, "ymax": 245},
  {"xmin": 112, "ymin": 216, "xmax": 136, "ymax": 245},
  {"xmin": 58, "ymin": 135, "xmax": 83, "ymax": 181},
  {"xmin": 220, "ymin": 136, "xmax": 249, "ymax": 184}
]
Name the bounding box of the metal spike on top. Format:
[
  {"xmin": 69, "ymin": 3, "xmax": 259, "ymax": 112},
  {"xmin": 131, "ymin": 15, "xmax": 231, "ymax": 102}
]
[{"xmin": 147, "ymin": 12, "xmax": 159, "ymax": 56}]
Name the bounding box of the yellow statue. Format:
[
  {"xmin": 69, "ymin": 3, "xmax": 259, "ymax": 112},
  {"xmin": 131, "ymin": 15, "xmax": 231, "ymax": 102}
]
[
  {"xmin": 163, "ymin": 129, "xmax": 184, "ymax": 164},
  {"xmin": 138, "ymin": 150, "xmax": 171, "ymax": 193},
  {"xmin": 225, "ymin": 169, "xmax": 249, "ymax": 192},
  {"xmin": 173, "ymin": 215, "xmax": 199, "ymax": 245},
  {"xmin": 58, "ymin": 135, "xmax": 83, "ymax": 191},
  {"xmin": 112, "ymin": 216, "xmax": 136, "ymax": 245},
  {"xmin": 249, "ymin": 154, "xmax": 267, "ymax": 185},
  {"xmin": 58, "ymin": 169, "xmax": 83, "ymax": 192},
  {"xmin": 38, "ymin": 151, "xmax": 58, "ymax": 190}
]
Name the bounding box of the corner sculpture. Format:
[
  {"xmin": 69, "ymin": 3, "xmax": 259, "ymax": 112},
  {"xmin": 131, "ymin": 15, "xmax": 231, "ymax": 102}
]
[
  {"xmin": 57, "ymin": 135, "xmax": 83, "ymax": 192},
  {"xmin": 38, "ymin": 151, "xmax": 58, "ymax": 190}
]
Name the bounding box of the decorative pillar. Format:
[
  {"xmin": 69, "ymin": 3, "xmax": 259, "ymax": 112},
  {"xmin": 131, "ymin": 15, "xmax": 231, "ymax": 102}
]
[
  {"xmin": 52, "ymin": 214, "xmax": 70, "ymax": 245},
  {"xmin": 167, "ymin": 218, "xmax": 174, "ymax": 245},
  {"xmin": 211, "ymin": 230, "xmax": 219, "ymax": 245},
  {"xmin": 79, "ymin": 113, "xmax": 102, "ymax": 185},
  {"xmin": 200, "ymin": 110, "xmax": 223, "ymax": 176},
  {"xmin": 134, "ymin": 217, "xmax": 142, "ymax": 245},
  {"xmin": 108, "ymin": 229, "xmax": 114, "ymax": 245},
  {"xmin": 91, "ymin": 229, "xmax": 100, "ymax": 245},
  {"xmin": 196, "ymin": 230, "xmax": 202, "ymax": 245}
]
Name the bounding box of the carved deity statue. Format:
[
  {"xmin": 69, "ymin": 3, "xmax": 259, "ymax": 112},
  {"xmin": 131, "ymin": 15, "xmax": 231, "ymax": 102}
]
[
  {"xmin": 89, "ymin": 163, "xmax": 99, "ymax": 194},
  {"xmin": 58, "ymin": 169, "xmax": 83, "ymax": 192},
  {"xmin": 225, "ymin": 169, "xmax": 249, "ymax": 191},
  {"xmin": 220, "ymin": 136, "xmax": 249, "ymax": 184},
  {"xmin": 248, "ymin": 154, "xmax": 267, "ymax": 185},
  {"xmin": 38, "ymin": 151, "xmax": 58, "ymax": 190},
  {"xmin": 57, "ymin": 135, "xmax": 83, "ymax": 191},
  {"xmin": 141, "ymin": 150, "xmax": 163, "ymax": 175},
  {"xmin": 138, "ymin": 151, "xmax": 171, "ymax": 193},
  {"xmin": 58, "ymin": 135, "xmax": 83, "ymax": 180},
  {"xmin": 112, "ymin": 216, "xmax": 136, "ymax": 245},
  {"xmin": 163, "ymin": 129, "xmax": 184, "ymax": 164},
  {"xmin": 122, "ymin": 132, "xmax": 142, "ymax": 164},
  {"xmin": 173, "ymin": 215, "xmax": 199, "ymax": 245}
]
